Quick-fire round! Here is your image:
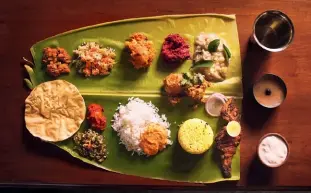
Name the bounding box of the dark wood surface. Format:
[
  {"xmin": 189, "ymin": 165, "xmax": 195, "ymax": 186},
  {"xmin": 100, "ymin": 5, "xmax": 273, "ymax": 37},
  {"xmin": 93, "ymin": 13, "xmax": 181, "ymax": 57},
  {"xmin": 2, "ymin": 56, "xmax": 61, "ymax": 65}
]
[{"xmin": 1, "ymin": 0, "xmax": 311, "ymax": 188}]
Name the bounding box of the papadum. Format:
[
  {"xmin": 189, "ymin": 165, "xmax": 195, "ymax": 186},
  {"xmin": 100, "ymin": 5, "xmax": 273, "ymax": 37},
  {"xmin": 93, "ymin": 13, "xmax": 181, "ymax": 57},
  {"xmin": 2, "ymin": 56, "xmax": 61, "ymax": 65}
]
[{"xmin": 25, "ymin": 80, "xmax": 86, "ymax": 142}]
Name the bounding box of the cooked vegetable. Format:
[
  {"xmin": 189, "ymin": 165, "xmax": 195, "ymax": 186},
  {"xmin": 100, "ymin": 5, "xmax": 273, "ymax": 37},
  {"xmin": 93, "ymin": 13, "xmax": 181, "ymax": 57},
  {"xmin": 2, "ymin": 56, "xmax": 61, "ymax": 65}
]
[
  {"xmin": 125, "ymin": 33, "xmax": 155, "ymax": 69},
  {"xmin": 42, "ymin": 47, "xmax": 71, "ymax": 77},
  {"xmin": 73, "ymin": 129, "xmax": 108, "ymax": 163},
  {"xmin": 73, "ymin": 42, "xmax": 116, "ymax": 77},
  {"xmin": 193, "ymin": 33, "xmax": 230, "ymax": 82}
]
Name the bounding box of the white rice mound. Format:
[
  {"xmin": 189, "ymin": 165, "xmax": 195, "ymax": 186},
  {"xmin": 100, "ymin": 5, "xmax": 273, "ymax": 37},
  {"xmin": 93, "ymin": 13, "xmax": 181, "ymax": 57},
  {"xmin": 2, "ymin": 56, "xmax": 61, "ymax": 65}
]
[{"xmin": 112, "ymin": 97, "xmax": 172, "ymax": 155}]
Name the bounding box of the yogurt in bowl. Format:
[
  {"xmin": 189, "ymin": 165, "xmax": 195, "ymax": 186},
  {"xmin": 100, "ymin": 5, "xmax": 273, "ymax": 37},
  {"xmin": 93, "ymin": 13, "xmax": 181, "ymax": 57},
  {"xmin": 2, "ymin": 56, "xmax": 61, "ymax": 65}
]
[{"xmin": 258, "ymin": 133, "xmax": 289, "ymax": 168}]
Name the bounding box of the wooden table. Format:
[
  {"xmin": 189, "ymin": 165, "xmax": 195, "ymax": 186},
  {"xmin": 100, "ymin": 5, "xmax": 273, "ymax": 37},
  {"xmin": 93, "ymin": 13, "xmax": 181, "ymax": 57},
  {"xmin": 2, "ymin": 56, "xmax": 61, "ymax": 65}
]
[{"xmin": 1, "ymin": 0, "xmax": 311, "ymax": 188}]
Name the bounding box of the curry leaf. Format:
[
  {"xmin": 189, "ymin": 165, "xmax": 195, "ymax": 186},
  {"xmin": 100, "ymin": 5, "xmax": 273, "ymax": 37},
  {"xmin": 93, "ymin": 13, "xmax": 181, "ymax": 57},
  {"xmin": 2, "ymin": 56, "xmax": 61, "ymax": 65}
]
[
  {"xmin": 208, "ymin": 39, "xmax": 220, "ymax": 52},
  {"xmin": 24, "ymin": 78, "xmax": 34, "ymax": 90},
  {"xmin": 191, "ymin": 60, "xmax": 213, "ymax": 69},
  {"xmin": 224, "ymin": 48, "xmax": 229, "ymax": 62},
  {"xmin": 223, "ymin": 44, "xmax": 231, "ymax": 58}
]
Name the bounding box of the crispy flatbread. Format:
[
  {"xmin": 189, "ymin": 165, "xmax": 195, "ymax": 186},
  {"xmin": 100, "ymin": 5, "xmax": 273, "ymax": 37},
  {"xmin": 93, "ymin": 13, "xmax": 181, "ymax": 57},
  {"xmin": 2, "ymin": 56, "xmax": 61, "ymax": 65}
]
[{"xmin": 25, "ymin": 80, "xmax": 86, "ymax": 142}]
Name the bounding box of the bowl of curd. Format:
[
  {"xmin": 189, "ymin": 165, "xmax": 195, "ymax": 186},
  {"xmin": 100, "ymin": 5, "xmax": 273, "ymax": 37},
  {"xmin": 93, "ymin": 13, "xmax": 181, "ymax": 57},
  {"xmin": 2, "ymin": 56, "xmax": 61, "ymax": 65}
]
[{"xmin": 257, "ymin": 133, "xmax": 289, "ymax": 168}]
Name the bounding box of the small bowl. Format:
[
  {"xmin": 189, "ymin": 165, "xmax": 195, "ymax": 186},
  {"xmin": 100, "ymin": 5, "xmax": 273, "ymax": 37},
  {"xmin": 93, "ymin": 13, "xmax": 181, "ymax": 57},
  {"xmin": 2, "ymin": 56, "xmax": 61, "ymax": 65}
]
[
  {"xmin": 253, "ymin": 74, "xmax": 287, "ymax": 108},
  {"xmin": 257, "ymin": 133, "xmax": 290, "ymax": 168}
]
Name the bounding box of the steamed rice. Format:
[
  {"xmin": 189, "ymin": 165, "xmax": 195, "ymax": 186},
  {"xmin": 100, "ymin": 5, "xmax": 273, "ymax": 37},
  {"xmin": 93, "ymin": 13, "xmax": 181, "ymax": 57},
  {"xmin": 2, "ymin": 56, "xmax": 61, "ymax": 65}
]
[{"xmin": 112, "ymin": 97, "xmax": 172, "ymax": 155}]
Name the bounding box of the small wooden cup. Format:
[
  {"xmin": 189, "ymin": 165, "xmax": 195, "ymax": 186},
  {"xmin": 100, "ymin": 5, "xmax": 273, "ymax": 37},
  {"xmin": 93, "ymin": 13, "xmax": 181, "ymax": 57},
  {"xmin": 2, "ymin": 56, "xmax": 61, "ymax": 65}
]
[{"xmin": 257, "ymin": 133, "xmax": 290, "ymax": 168}]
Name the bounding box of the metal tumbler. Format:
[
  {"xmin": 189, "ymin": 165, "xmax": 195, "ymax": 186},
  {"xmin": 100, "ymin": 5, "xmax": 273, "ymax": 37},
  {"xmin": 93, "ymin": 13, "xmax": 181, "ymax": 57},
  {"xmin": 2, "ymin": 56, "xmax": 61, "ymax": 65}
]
[{"xmin": 251, "ymin": 10, "xmax": 294, "ymax": 52}]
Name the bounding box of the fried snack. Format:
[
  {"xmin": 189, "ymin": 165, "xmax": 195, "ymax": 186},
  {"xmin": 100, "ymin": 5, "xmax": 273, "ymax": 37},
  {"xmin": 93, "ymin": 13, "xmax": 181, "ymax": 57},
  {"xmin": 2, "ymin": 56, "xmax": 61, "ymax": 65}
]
[
  {"xmin": 220, "ymin": 98, "xmax": 240, "ymax": 122},
  {"xmin": 215, "ymin": 126, "xmax": 241, "ymax": 178},
  {"xmin": 163, "ymin": 73, "xmax": 183, "ymax": 105},
  {"xmin": 125, "ymin": 33, "xmax": 155, "ymax": 69},
  {"xmin": 185, "ymin": 80, "xmax": 209, "ymax": 103},
  {"xmin": 42, "ymin": 47, "xmax": 71, "ymax": 77},
  {"xmin": 139, "ymin": 123, "xmax": 168, "ymax": 156},
  {"xmin": 25, "ymin": 80, "xmax": 86, "ymax": 142}
]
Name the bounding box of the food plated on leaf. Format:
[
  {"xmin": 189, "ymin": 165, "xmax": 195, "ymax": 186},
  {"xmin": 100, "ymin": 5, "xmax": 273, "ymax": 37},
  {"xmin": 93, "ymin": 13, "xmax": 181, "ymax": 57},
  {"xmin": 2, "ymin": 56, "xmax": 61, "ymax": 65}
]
[
  {"xmin": 178, "ymin": 118, "xmax": 214, "ymax": 154},
  {"xmin": 112, "ymin": 97, "xmax": 172, "ymax": 156},
  {"xmin": 42, "ymin": 47, "xmax": 71, "ymax": 77},
  {"xmin": 125, "ymin": 33, "xmax": 155, "ymax": 69},
  {"xmin": 163, "ymin": 72, "xmax": 210, "ymax": 105},
  {"xmin": 24, "ymin": 80, "xmax": 86, "ymax": 142},
  {"xmin": 73, "ymin": 42, "xmax": 116, "ymax": 77},
  {"xmin": 193, "ymin": 33, "xmax": 232, "ymax": 82},
  {"xmin": 24, "ymin": 13, "xmax": 242, "ymax": 184},
  {"xmin": 161, "ymin": 34, "xmax": 190, "ymax": 65}
]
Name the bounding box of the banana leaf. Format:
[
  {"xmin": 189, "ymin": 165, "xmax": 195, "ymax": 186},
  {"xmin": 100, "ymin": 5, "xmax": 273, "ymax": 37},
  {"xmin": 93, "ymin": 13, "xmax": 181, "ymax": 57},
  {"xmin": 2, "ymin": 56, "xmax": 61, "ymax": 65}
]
[{"xmin": 28, "ymin": 14, "xmax": 242, "ymax": 183}]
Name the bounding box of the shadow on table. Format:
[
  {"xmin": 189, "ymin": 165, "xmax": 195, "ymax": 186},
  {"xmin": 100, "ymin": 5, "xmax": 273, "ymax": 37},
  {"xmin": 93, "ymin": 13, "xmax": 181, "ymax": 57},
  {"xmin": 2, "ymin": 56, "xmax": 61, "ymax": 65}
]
[
  {"xmin": 241, "ymin": 39, "xmax": 276, "ymax": 130},
  {"xmin": 246, "ymin": 154, "xmax": 274, "ymax": 186},
  {"xmin": 21, "ymin": 107, "xmax": 100, "ymax": 171},
  {"xmin": 242, "ymin": 38, "xmax": 271, "ymax": 90}
]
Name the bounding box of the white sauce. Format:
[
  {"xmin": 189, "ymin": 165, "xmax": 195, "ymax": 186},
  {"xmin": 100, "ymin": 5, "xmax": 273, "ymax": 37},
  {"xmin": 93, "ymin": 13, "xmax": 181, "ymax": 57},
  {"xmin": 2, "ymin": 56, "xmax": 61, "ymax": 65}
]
[{"xmin": 258, "ymin": 135, "xmax": 288, "ymax": 167}]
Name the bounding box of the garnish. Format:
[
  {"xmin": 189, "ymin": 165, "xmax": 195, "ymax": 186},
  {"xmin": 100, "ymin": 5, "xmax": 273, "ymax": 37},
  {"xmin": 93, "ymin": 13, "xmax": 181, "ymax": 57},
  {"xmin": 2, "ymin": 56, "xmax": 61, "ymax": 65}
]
[
  {"xmin": 208, "ymin": 39, "xmax": 220, "ymax": 52},
  {"xmin": 191, "ymin": 60, "xmax": 213, "ymax": 69},
  {"xmin": 223, "ymin": 44, "xmax": 231, "ymax": 58}
]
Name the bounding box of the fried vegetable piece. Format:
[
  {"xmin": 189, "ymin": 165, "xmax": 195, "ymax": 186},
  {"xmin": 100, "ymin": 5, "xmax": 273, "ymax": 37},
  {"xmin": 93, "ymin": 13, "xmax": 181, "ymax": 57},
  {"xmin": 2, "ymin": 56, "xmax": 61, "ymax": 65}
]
[
  {"xmin": 220, "ymin": 98, "xmax": 240, "ymax": 122},
  {"xmin": 182, "ymin": 72, "xmax": 210, "ymax": 103},
  {"xmin": 139, "ymin": 123, "xmax": 168, "ymax": 156},
  {"xmin": 163, "ymin": 72, "xmax": 210, "ymax": 105},
  {"xmin": 163, "ymin": 73, "xmax": 183, "ymax": 105},
  {"xmin": 215, "ymin": 126, "xmax": 241, "ymax": 178},
  {"xmin": 125, "ymin": 33, "xmax": 155, "ymax": 69},
  {"xmin": 42, "ymin": 47, "xmax": 71, "ymax": 77},
  {"xmin": 87, "ymin": 104, "xmax": 107, "ymax": 131}
]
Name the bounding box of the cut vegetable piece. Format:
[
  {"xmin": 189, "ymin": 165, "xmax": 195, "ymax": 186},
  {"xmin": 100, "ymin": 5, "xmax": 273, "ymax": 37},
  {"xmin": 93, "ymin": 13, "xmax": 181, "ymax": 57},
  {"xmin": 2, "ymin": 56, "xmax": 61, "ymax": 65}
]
[
  {"xmin": 226, "ymin": 121, "xmax": 241, "ymax": 137},
  {"xmin": 205, "ymin": 94, "xmax": 226, "ymax": 117}
]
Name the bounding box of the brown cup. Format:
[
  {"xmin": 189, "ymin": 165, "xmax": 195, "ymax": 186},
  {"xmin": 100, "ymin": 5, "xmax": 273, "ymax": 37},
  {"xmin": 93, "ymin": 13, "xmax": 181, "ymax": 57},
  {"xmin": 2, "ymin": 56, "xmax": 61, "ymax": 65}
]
[
  {"xmin": 253, "ymin": 73, "xmax": 287, "ymax": 108},
  {"xmin": 257, "ymin": 133, "xmax": 289, "ymax": 168}
]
